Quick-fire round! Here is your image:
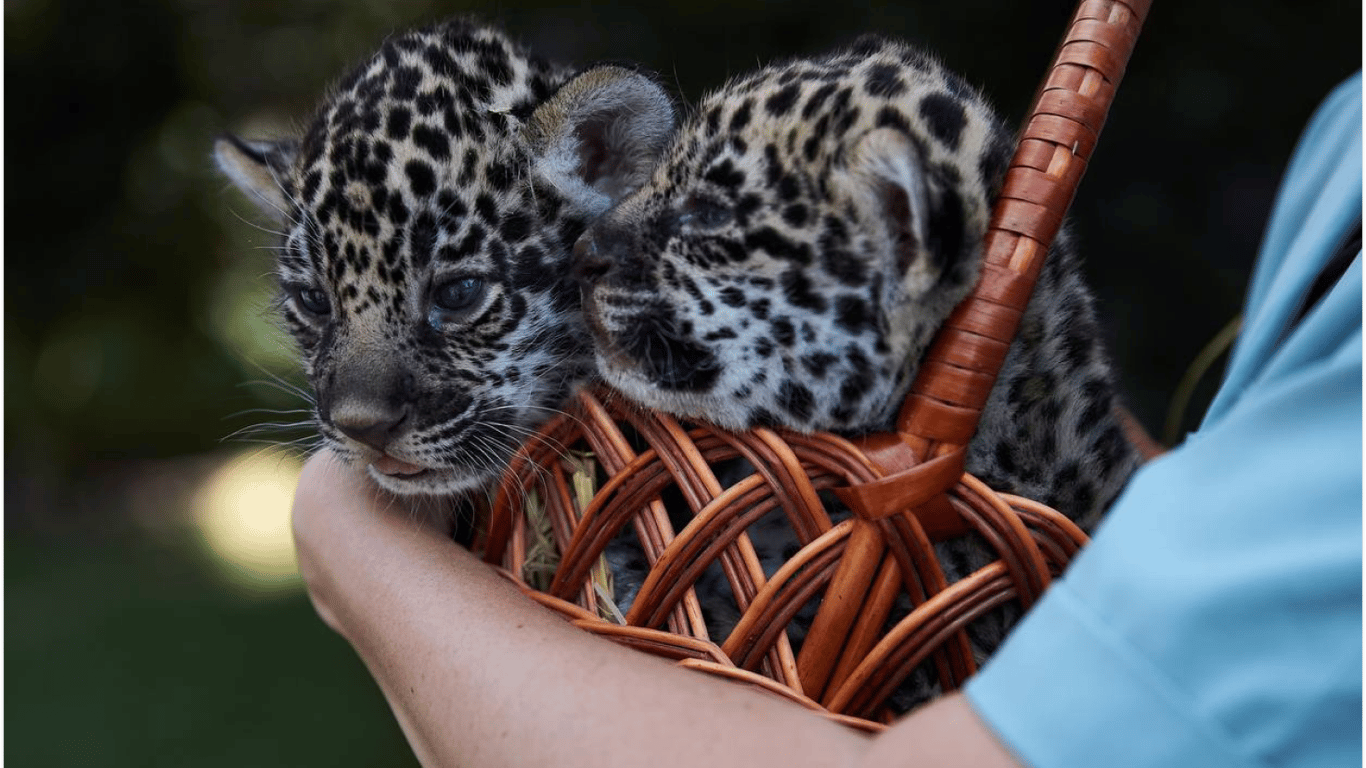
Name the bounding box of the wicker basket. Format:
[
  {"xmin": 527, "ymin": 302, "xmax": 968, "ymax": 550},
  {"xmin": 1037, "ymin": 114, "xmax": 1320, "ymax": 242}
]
[{"xmin": 480, "ymin": 0, "xmax": 1152, "ymax": 730}]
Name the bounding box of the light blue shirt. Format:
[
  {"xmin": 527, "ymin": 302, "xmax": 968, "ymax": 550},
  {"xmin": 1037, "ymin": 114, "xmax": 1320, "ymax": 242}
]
[{"xmin": 965, "ymin": 73, "xmax": 1362, "ymax": 768}]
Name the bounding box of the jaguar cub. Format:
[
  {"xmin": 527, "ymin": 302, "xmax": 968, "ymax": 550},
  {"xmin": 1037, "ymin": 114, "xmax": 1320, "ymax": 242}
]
[
  {"xmin": 574, "ymin": 36, "xmax": 1139, "ymax": 527},
  {"xmin": 215, "ymin": 18, "xmax": 676, "ymax": 496}
]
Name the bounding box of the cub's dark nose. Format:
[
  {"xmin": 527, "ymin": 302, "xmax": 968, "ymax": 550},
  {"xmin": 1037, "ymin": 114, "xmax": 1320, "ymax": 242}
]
[
  {"xmin": 572, "ymin": 229, "xmax": 612, "ymax": 284},
  {"xmin": 323, "ymin": 365, "xmax": 418, "ymax": 452},
  {"xmin": 572, "ymin": 222, "xmax": 648, "ymax": 288},
  {"xmin": 330, "ymin": 401, "xmax": 409, "ymax": 452}
]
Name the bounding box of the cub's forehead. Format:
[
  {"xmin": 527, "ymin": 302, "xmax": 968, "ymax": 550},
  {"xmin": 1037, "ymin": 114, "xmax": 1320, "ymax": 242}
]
[
  {"xmin": 288, "ymin": 22, "xmax": 563, "ymax": 223},
  {"xmin": 662, "ymin": 38, "xmax": 991, "ymax": 184}
]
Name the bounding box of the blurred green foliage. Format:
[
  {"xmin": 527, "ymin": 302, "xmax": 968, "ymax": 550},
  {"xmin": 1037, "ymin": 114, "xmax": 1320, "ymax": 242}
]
[
  {"xmin": 6, "ymin": 532, "xmax": 417, "ymax": 766},
  {"xmin": 4, "ymin": 0, "xmax": 1359, "ymax": 763}
]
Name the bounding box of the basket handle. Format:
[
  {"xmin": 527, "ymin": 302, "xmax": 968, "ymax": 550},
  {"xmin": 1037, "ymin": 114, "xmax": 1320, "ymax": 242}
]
[{"xmin": 835, "ymin": 0, "xmax": 1151, "ymax": 522}]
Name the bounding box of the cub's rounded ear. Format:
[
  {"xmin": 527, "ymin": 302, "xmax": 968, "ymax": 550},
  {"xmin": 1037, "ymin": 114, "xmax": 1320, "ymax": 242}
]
[
  {"xmin": 213, "ymin": 134, "xmax": 299, "ymax": 222},
  {"xmin": 525, "ymin": 65, "xmax": 675, "ymax": 216},
  {"xmin": 839, "ymin": 128, "xmax": 936, "ymax": 294}
]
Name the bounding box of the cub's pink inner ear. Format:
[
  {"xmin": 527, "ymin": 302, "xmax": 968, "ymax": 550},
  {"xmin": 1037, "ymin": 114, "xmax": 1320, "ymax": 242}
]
[
  {"xmin": 576, "ymin": 113, "xmax": 637, "ymax": 201},
  {"xmin": 879, "ymin": 180, "xmax": 920, "ymax": 274},
  {"xmin": 213, "ymin": 134, "xmax": 298, "ymax": 221},
  {"xmin": 848, "ymin": 128, "xmax": 931, "ymax": 284},
  {"xmin": 577, "ymin": 116, "xmax": 613, "ymax": 187},
  {"xmin": 527, "ymin": 65, "xmax": 676, "ymax": 215}
]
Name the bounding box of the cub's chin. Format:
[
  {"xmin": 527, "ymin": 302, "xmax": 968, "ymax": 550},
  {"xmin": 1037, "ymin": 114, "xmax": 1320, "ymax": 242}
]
[
  {"xmin": 593, "ymin": 353, "xmax": 754, "ymax": 434},
  {"xmin": 354, "ymin": 452, "xmax": 503, "ymax": 497}
]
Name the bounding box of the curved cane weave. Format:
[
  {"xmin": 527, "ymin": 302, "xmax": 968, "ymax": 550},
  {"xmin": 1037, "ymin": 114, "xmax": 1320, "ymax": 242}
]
[{"xmin": 482, "ymin": 0, "xmax": 1152, "ymax": 728}]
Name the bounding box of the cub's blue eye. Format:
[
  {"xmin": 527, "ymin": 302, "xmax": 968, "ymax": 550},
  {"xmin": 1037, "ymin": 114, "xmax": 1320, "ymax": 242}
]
[
  {"xmin": 680, "ymin": 196, "xmax": 733, "ymax": 230},
  {"xmin": 292, "ymin": 285, "xmax": 330, "ymax": 316},
  {"xmin": 434, "ymin": 276, "xmax": 486, "ymax": 312}
]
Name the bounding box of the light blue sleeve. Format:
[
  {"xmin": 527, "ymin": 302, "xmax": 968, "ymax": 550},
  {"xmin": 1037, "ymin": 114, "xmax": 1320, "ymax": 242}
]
[
  {"xmin": 1204, "ymin": 72, "xmax": 1363, "ymax": 430},
  {"xmin": 964, "ymin": 74, "xmax": 1362, "ymax": 768}
]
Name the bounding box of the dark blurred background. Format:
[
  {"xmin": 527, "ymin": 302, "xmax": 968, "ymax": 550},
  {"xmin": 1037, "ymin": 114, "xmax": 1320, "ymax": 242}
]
[{"xmin": 6, "ymin": 0, "xmax": 1359, "ymax": 764}]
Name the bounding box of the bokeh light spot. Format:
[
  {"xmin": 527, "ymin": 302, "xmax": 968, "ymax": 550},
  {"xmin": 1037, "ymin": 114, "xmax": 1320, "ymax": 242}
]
[{"xmin": 191, "ymin": 448, "xmax": 305, "ymax": 596}]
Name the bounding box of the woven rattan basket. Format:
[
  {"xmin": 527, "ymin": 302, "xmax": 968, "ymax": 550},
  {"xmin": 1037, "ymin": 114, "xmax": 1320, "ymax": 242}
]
[{"xmin": 479, "ymin": 0, "xmax": 1152, "ymax": 731}]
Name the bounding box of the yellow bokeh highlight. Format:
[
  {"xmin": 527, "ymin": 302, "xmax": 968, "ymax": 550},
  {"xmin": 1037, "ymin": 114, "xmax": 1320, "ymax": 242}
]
[{"xmin": 191, "ymin": 448, "xmax": 305, "ymax": 596}]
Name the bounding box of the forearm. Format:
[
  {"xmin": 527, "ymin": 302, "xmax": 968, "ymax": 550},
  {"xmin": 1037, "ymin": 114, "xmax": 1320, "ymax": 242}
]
[
  {"xmin": 292, "ymin": 450, "xmax": 1020, "ymax": 768},
  {"xmin": 355, "ymin": 532, "xmax": 870, "ymax": 766}
]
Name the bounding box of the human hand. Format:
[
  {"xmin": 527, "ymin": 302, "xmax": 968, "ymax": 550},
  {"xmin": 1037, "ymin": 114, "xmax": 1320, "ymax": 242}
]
[{"xmin": 290, "ymin": 448, "xmax": 456, "ymax": 637}]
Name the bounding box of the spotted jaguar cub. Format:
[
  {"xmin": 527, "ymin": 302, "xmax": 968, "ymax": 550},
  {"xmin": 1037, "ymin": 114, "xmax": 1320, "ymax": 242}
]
[
  {"xmin": 215, "ymin": 18, "xmax": 675, "ymax": 495},
  {"xmin": 575, "ymin": 35, "xmax": 1139, "ymax": 526}
]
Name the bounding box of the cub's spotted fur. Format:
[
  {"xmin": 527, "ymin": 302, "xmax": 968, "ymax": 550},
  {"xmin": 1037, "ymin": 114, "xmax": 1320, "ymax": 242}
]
[
  {"xmin": 576, "ymin": 36, "xmax": 1139, "ymax": 527},
  {"xmin": 216, "ymin": 18, "xmax": 674, "ymax": 495},
  {"xmin": 575, "ymin": 39, "xmax": 1143, "ymax": 710}
]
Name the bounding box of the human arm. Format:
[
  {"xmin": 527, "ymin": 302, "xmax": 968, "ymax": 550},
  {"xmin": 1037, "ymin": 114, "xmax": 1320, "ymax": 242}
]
[{"xmin": 291, "ymin": 448, "xmax": 1023, "ymax": 768}]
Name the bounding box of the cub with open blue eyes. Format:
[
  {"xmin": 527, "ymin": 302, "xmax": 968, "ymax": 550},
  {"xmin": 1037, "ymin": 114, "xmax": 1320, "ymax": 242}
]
[{"xmin": 216, "ymin": 18, "xmax": 674, "ymax": 495}]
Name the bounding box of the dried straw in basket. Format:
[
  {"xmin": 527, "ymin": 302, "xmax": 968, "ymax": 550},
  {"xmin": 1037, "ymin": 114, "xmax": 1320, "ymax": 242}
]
[{"xmin": 479, "ymin": 0, "xmax": 1152, "ymax": 729}]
